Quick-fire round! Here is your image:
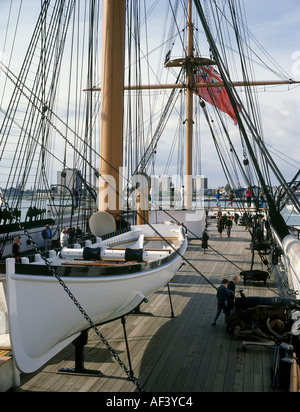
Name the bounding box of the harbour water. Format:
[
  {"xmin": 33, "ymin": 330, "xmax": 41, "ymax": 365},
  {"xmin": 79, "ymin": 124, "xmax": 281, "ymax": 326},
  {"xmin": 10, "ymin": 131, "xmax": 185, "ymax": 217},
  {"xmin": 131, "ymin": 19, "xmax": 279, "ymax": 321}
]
[{"xmin": 4, "ymin": 197, "xmax": 300, "ymax": 228}]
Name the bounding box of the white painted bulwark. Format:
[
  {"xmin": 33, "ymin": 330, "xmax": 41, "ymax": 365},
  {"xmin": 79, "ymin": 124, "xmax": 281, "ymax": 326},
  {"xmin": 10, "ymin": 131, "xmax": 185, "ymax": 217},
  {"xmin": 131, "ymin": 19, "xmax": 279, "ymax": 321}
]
[
  {"xmin": 0, "ymin": 280, "xmax": 20, "ymax": 392},
  {"xmin": 5, "ymin": 223, "xmax": 187, "ymax": 374},
  {"xmin": 149, "ymin": 209, "xmax": 205, "ymax": 238},
  {"xmin": 282, "ymin": 235, "xmax": 300, "ymax": 294}
]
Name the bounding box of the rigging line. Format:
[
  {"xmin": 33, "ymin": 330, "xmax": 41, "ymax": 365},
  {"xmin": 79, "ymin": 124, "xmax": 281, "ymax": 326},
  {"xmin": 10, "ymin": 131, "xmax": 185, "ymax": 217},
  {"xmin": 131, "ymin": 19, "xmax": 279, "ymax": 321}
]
[
  {"xmin": 211, "ymin": 1, "xmax": 231, "ymax": 73},
  {"xmin": 124, "ymin": 4, "xmax": 177, "ymax": 97},
  {"xmin": 13, "ymin": 4, "xmax": 75, "ymax": 206},
  {"xmin": 142, "ymin": 0, "xmax": 154, "ymax": 156},
  {"xmin": 265, "ymin": 143, "xmax": 300, "ymax": 169},
  {"xmin": 277, "ymin": 173, "xmax": 300, "ymax": 211},
  {"xmin": 63, "ymin": 0, "xmax": 78, "ymax": 169},
  {"xmin": 163, "ymin": 124, "xmax": 180, "ymax": 176},
  {"xmin": 200, "ymin": 104, "xmax": 250, "ymax": 215},
  {"xmin": 0, "ymin": 0, "xmax": 76, "ymax": 194},
  {"xmin": 0, "ymin": 25, "xmax": 266, "ymax": 300},
  {"xmin": 0, "ymin": 106, "xmax": 66, "ymax": 215},
  {"xmin": 1, "ymin": 0, "xmax": 13, "ymax": 67},
  {"xmin": 211, "ymin": 0, "xmax": 291, "ymax": 82},
  {"xmin": 194, "ymin": 4, "xmax": 261, "ymax": 189},
  {"xmin": 194, "ymin": 87, "xmax": 252, "ymax": 196},
  {"xmin": 150, "ymin": 195, "xmax": 245, "ymax": 276},
  {"xmin": 1, "ymin": 65, "xmax": 221, "ymax": 293},
  {"xmin": 227, "ymin": 0, "xmax": 287, "ymax": 186},
  {"xmin": 228, "ymin": 1, "xmax": 264, "ymax": 144},
  {"xmin": 164, "ymin": 192, "xmax": 293, "ymax": 316},
  {"xmin": 168, "ymin": 0, "xmax": 186, "ymax": 53},
  {"xmin": 0, "ymin": 191, "xmax": 145, "ymax": 393},
  {"xmin": 0, "ymin": 0, "xmax": 23, "ymax": 109},
  {"xmin": 194, "ymin": 0, "xmax": 300, "ymax": 221},
  {"xmin": 204, "ymin": 6, "xmax": 276, "ymax": 83},
  {"xmin": 165, "ymin": 0, "xmax": 179, "ymax": 58},
  {"xmin": 0, "ymin": 0, "xmax": 52, "ymax": 147},
  {"xmin": 0, "ymin": 60, "xmax": 163, "ymax": 215},
  {"xmin": 0, "ymin": 60, "xmax": 100, "ymax": 170},
  {"xmin": 132, "ymin": 76, "xmax": 182, "ymax": 177},
  {"xmin": 2, "ymin": 79, "xmax": 222, "ymax": 301},
  {"xmin": 40, "ymin": 0, "xmax": 49, "ymax": 193}
]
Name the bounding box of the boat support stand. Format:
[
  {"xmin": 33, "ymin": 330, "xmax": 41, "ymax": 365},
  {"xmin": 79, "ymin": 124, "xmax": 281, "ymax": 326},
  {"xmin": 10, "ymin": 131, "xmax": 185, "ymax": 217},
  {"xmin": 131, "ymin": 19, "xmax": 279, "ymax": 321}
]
[
  {"xmin": 131, "ymin": 283, "xmax": 175, "ymax": 318},
  {"xmin": 57, "ymin": 301, "xmax": 145, "ymax": 379},
  {"xmin": 57, "ymin": 290, "xmax": 174, "ymax": 380},
  {"xmin": 58, "ymin": 329, "xmax": 103, "ymax": 377},
  {"xmin": 167, "ymin": 283, "xmax": 175, "ymax": 318},
  {"xmin": 121, "ymin": 315, "xmax": 134, "ymax": 379}
]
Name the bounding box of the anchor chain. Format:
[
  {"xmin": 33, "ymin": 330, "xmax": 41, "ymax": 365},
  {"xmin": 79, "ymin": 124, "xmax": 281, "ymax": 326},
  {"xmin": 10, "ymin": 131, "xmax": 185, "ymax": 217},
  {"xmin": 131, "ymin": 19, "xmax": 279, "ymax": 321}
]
[{"xmin": 0, "ymin": 193, "xmax": 144, "ymax": 392}]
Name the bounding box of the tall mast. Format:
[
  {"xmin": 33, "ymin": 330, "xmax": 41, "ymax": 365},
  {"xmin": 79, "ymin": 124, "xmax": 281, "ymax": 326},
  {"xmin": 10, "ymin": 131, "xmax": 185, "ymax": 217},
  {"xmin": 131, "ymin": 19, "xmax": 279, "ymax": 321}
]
[
  {"xmin": 184, "ymin": 0, "xmax": 194, "ymax": 209},
  {"xmin": 99, "ymin": 0, "xmax": 126, "ymax": 218}
]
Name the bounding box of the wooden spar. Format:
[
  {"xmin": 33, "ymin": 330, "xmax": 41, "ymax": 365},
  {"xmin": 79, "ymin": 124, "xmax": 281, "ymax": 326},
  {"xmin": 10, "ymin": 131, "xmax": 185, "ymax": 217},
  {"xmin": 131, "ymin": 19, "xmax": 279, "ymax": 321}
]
[
  {"xmin": 98, "ymin": 0, "xmax": 125, "ymax": 218},
  {"xmin": 85, "ymin": 79, "xmax": 300, "ymax": 92},
  {"xmin": 184, "ymin": 0, "xmax": 193, "ymax": 209},
  {"xmin": 90, "ymin": 0, "xmax": 300, "ymax": 218}
]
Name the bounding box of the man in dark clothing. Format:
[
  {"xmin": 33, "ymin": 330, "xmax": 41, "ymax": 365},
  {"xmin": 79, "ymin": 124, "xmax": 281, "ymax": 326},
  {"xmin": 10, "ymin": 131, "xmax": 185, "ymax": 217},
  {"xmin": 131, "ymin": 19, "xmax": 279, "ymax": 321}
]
[
  {"xmin": 212, "ymin": 279, "xmax": 234, "ymax": 325},
  {"xmin": 12, "ymin": 237, "xmax": 20, "ymax": 259},
  {"xmin": 42, "ymin": 224, "xmax": 52, "ymax": 251},
  {"xmin": 226, "ymin": 275, "xmax": 239, "ymax": 316},
  {"xmin": 201, "ymin": 228, "xmax": 209, "ymax": 254},
  {"xmin": 225, "ymin": 215, "xmax": 233, "ymax": 237},
  {"xmin": 234, "ymin": 213, "xmax": 239, "ymax": 225}
]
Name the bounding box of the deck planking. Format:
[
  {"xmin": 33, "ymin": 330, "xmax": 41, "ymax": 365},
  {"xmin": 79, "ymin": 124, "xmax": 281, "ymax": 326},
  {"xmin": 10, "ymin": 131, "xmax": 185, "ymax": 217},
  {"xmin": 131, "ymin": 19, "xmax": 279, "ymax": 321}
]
[{"xmin": 13, "ymin": 219, "xmax": 280, "ymax": 392}]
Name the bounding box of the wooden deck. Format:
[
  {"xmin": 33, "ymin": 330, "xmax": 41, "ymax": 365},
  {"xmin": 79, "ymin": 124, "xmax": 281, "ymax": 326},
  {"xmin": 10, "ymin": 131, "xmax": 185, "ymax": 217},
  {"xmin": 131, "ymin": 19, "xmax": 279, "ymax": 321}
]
[{"xmin": 13, "ymin": 220, "xmax": 281, "ymax": 392}]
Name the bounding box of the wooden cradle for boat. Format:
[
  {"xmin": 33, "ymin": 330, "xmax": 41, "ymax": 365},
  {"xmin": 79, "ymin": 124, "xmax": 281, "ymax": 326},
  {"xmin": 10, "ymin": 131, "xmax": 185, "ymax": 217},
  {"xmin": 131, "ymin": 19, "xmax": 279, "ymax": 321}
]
[{"xmin": 3, "ymin": 222, "xmax": 187, "ymax": 373}]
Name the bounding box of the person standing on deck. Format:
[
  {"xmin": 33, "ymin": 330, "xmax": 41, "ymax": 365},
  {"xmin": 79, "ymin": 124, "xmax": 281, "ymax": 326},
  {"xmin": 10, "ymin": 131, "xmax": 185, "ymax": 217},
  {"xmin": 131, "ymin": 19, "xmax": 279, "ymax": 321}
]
[
  {"xmin": 225, "ymin": 215, "xmax": 233, "ymax": 238},
  {"xmin": 180, "ymin": 185, "xmax": 185, "ymax": 209},
  {"xmin": 75, "ymin": 225, "xmax": 82, "ymax": 243},
  {"xmin": 228, "ymin": 189, "xmax": 234, "ymax": 206},
  {"xmin": 12, "ymin": 237, "xmax": 20, "ymax": 259},
  {"xmin": 42, "ymin": 224, "xmax": 52, "ymax": 251},
  {"xmin": 234, "ymin": 212, "xmax": 239, "ymax": 225},
  {"xmin": 212, "ymin": 279, "xmax": 234, "ymax": 325},
  {"xmin": 215, "ymin": 189, "xmax": 221, "ymax": 207},
  {"xmin": 226, "ymin": 275, "xmax": 239, "ymax": 317},
  {"xmin": 201, "ymin": 228, "xmax": 209, "ymax": 254},
  {"xmin": 259, "ymin": 192, "xmax": 264, "ymax": 209},
  {"xmin": 245, "ymin": 186, "xmax": 252, "ymax": 207},
  {"xmin": 60, "ymin": 228, "xmax": 68, "ymax": 248},
  {"xmin": 217, "ymin": 217, "xmax": 223, "ymax": 237}
]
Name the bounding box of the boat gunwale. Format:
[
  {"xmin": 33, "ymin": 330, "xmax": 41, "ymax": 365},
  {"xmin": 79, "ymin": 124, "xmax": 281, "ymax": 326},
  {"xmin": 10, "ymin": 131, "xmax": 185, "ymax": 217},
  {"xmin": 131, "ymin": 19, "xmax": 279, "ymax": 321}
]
[{"xmin": 0, "ymin": 238, "xmax": 187, "ymax": 278}]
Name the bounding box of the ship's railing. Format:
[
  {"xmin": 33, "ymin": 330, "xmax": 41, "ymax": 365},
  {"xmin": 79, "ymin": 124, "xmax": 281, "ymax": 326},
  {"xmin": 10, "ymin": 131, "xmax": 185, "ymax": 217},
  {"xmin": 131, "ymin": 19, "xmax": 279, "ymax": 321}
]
[{"xmin": 288, "ymin": 226, "xmax": 300, "ymax": 240}]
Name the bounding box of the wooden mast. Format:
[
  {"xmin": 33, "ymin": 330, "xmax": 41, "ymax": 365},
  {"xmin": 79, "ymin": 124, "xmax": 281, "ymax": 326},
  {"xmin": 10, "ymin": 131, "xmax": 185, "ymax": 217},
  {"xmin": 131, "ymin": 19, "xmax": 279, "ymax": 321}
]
[
  {"xmin": 184, "ymin": 0, "xmax": 194, "ymax": 209},
  {"xmin": 90, "ymin": 0, "xmax": 299, "ymax": 220},
  {"xmin": 99, "ymin": 0, "xmax": 125, "ymax": 218}
]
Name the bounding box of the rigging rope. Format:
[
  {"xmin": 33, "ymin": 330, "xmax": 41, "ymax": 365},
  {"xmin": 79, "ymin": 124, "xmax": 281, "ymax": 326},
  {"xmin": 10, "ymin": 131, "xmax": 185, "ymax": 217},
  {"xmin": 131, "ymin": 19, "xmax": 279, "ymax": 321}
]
[
  {"xmin": 2, "ymin": 0, "xmax": 300, "ymax": 390},
  {"xmin": 194, "ymin": 0, "xmax": 300, "ymax": 236}
]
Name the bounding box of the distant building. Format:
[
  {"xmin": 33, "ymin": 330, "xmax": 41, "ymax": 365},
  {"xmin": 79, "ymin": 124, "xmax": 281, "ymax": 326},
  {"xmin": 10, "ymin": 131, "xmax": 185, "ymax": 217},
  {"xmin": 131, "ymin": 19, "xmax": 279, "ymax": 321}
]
[
  {"xmin": 57, "ymin": 168, "xmax": 81, "ymax": 195},
  {"xmin": 150, "ymin": 175, "xmax": 172, "ymax": 193}
]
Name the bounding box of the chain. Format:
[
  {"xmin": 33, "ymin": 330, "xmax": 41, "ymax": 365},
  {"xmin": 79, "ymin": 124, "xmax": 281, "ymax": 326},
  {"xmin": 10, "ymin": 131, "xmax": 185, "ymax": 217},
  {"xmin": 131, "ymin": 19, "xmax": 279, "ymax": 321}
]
[
  {"xmin": 1, "ymin": 59, "xmax": 215, "ymax": 384},
  {"xmin": 0, "ymin": 192, "xmax": 144, "ymax": 392}
]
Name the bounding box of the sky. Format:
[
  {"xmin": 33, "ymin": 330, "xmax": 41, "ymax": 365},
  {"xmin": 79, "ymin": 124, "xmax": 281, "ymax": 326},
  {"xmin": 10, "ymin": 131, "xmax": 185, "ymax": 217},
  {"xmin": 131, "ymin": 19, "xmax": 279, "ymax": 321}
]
[
  {"xmin": 241, "ymin": 0, "xmax": 300, "ymax": 188},
  {"xmin": 0, "ymin": 0, "xmax": 300, "ymax": 190}
]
